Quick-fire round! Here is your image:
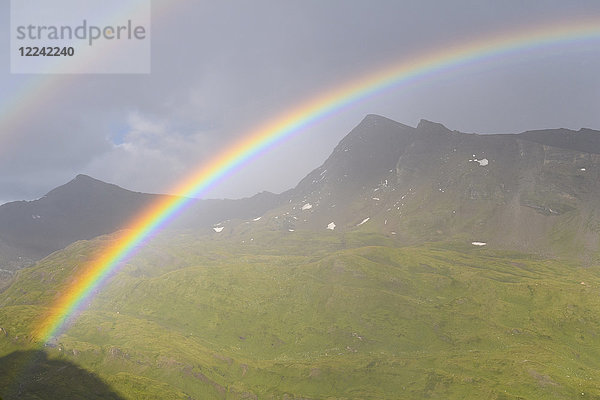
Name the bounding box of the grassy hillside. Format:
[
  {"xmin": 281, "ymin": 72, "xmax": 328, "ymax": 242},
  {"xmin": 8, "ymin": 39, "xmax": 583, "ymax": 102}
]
[{"xmin": 1, "ymin": 231, "xmax": 600, "ymax": 399}]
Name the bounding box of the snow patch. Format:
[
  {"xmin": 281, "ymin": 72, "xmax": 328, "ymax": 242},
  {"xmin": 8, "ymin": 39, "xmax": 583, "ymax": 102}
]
[
  {"xmin": 471, "ymin": 241, "xmax": 487, "ymax": 246},
  {"xmin": 372, "ymin": 197, "xmax": 380, "ymax": 201},
  {"xmin": 580, "ymin": 168, "xmax": 586, "ymax": 171},
  {"xmin": 470, "ymin": 157, "xmax": 488, "ymax": 166},
  {"xmin": 252, "ymin": 217, "xmax": 261, "ymax": 221},
  {"xmin": 302, "ymin": 203, "xmax": 313, "ymax": 210},
  {"xmin": 357, "ymin": 217, "xmax": 370, "ymax": 226},
  {"xmin": 288, "ymin": 229, "xmax": 295, "ymax": 232},
  {"xmin": 327, "ymin": 222, "xmax": 336, "ymax": 230},
  {"xmin": 213, "ymin": 227, "xmax": 224, "ymax": 233}
]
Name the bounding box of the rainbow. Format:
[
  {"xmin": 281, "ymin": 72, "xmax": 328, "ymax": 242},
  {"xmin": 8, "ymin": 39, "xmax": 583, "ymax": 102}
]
[{"xmin": 33, "ymin": 19, "xmax": 600, "ymax": 342}]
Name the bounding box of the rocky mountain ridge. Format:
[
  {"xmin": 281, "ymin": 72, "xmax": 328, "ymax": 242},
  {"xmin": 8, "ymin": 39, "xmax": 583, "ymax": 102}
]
[
  {"xmin": 2, "ymin": 114, "xmax": 599, "ymax": 270},
  {"xmin": 251, "ymin": 115, "xmax": 600, "ymax": 262},
  {"xmin": 0, "ymin": 175, "xmax": 279, "ymax": 271}
]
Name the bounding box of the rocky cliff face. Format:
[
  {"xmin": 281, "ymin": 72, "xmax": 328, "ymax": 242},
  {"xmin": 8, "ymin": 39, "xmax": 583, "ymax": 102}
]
[{"xmin": 267, "ymin": 115, "xmax": 600, "ymax": 261}]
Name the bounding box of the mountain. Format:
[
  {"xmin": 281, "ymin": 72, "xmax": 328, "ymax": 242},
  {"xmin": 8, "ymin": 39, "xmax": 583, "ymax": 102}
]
[
  {"xmin": 0, "ymin": 175, "xmax": 163, "ymax": 271},
  {"xmin": 2, "ymin": 115, "xmax": 599, "ymax": 270},
  {"xmin": 3, "ymin": 114, "xmax": 600, "ymax": 268},
  {"xmin": 245, "ymin": 114, "xmax": 600, "ymax": 262},
  {"xmin": 2, "ymin": 115, "xmax": 600, "ymax": 399},
  {"xmin": 0, "ymin": 175, "xmax": 281, "ymax": 273}
]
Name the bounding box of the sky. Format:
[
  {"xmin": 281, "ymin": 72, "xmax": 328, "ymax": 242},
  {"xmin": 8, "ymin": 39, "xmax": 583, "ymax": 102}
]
[{"xmin": 1, "ymin": 0, "xmax": 599, "ymax": 204}]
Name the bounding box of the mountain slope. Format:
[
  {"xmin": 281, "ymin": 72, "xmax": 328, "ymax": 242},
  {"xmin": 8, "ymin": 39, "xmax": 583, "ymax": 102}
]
[
  {"xmin": 3, "ymin": 115, "xmax": 599, "ymax": 269},
  {"xmin": 0, "ymin": 174, "xmax": 164, "ymax": 269},
  {"xmin": 0, "ymin": 175, "xmax": 281, "ymax": 272},
  {"xmin": 245, "ymin": 115, "xmax": 600, "ymax": 262},
  {"xmin": 2, "ymin": 231, "xmax": 600, "ymax": 399},
  {"xmin": 2, "ymin": 115, "xmax": 600, "ymax": 398}
]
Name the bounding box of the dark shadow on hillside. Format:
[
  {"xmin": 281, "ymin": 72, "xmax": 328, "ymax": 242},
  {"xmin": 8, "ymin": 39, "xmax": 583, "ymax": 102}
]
[{"xmin": 0, "ymin": 350, "xmax": 125, "ymax": 400}]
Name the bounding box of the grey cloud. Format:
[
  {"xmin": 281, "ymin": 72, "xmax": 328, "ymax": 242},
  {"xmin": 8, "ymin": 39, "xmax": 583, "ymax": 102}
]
[{"xmin": 0, "ymin": 0, "xmax": 599, "ymax": 202}]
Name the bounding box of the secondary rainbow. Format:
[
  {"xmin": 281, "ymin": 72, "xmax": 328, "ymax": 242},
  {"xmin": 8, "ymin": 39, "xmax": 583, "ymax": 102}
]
[
  {"xmin": 34, "ymin": 19, "xmax": 600, "ymax": 342},
  {"xmin": 0, "ymin": 0, "xmax": 178, "ymax": 154}
]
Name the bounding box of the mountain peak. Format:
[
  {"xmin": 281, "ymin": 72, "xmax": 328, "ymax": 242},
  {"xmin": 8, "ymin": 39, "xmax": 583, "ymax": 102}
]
[
  {"xmin": 0, "ymin": 175, "xmax": 162, "ymax": 265},
  {"xmin": 45, "ymin": 174, "xmax": 125, "ymax": 200},
  {"xmin": 416, "ymin": 119, "xmax": 451, "ymax": 133},
  {"xmin": 354, "ymin": 114, "xmax": 412, "ymax": 131},
  {"xmin": 73, "ymin": 174, "xmax": 98, "ymax": 182}
]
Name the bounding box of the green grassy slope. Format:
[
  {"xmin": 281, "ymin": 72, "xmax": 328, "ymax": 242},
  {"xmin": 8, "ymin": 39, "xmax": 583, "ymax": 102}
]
[{"xmin": 1, "ymin": 232, "xmax": 600, "ymax": 399}]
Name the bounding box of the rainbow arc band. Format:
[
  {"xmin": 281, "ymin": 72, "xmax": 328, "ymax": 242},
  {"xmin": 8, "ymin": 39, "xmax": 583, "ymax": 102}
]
[{"xmin": 34, "ymin": 19, "xmax": 600, "ymax": 343}]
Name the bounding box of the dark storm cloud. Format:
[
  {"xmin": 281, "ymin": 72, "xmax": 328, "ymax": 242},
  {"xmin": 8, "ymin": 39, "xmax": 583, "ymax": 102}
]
[{"xmin": 1, "ymin": 0, "xmax": 599, "ymax": 202}]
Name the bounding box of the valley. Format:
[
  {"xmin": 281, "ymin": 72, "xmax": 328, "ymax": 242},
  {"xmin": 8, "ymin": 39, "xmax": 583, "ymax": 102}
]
[{"xmin": 2, "ymin": 115, "xmax": 600, "ymax": 398}]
